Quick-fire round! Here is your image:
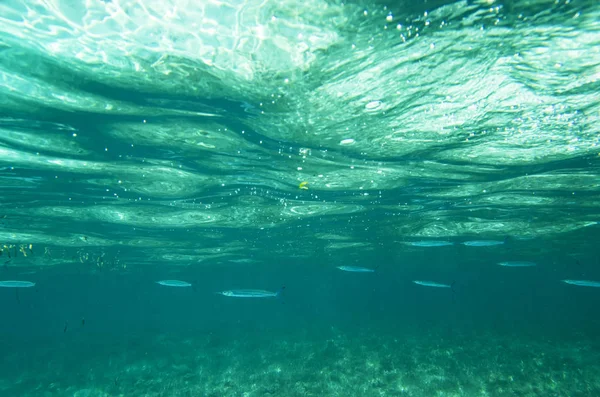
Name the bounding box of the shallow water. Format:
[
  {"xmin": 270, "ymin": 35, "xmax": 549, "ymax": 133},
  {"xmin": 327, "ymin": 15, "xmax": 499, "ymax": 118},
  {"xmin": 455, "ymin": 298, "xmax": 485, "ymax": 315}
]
[{"xmin": 1, "ymin": 0, "xmax": 600, "ymax": 395}]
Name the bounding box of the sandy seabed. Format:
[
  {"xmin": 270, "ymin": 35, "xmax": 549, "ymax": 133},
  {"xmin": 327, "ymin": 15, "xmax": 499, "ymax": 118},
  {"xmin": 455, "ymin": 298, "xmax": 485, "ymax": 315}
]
[{"xmin": 2, "ymin": 329, "xmax": 599, "ymax": 397}]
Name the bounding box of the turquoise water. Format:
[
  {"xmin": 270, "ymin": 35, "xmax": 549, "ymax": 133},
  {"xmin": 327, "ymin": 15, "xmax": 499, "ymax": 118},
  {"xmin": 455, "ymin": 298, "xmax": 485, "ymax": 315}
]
[{"xmin": 1, "ymin": 0, "xmax": 600, "ymax": 395}]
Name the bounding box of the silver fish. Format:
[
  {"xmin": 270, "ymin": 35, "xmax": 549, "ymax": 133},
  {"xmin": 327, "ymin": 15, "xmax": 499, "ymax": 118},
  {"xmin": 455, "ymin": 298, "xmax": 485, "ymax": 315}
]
[
  {"xmin": 497, "ymin": 261, "xmax": 536, "ymax": 267},
  {"xmin": 0, "ymin": 280, "xmax": 36, "ymax": 288},
  {"xmin": 562, "ymin": 280, "xmax": 600, "ymax": 288},
  {"xmin": 217, "ymin": 287, "xmax": 285, "ymax": 298},
  {"xmin": 409, "ymin": 241, "xmax": 454, "ymax": 247},
  {"xmin": 156, "ymin": 280, "xmax": 192, "ymax": 287},
  {"xmin": 337, "ymin": 266, "xmax": 375, "ymax": 273},
  {"xmin": 462, "ymin": 240, "xmax": 504, "ymax": 247},
  {"xmin": 413, "ymin": 280, "xmax": 454, "ymax": 288}
]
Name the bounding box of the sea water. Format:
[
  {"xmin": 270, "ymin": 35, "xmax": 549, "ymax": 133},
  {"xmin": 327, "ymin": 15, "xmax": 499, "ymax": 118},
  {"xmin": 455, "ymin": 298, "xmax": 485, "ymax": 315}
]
[{"xmin": 1, "ymin": 0, "xmax": 600, "ymax": 396}]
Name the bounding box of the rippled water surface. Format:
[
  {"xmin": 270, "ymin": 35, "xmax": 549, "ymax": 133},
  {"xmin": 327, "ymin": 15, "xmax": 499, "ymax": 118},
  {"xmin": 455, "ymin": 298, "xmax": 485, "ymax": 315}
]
[{"xmin": 1, "ymin": 0, "xmax": 599, "ymax": 396}]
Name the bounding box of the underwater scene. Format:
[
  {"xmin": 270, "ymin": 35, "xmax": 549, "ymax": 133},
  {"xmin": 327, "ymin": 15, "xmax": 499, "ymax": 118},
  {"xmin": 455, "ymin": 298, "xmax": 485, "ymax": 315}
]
[{"xmin": 1, "ymin": 0, "xmax": 600, "ymax": 396}]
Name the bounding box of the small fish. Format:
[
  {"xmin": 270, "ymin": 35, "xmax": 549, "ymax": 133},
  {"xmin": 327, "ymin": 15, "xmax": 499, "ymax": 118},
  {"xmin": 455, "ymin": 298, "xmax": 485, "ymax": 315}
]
[
  {"xmin": 0, "ymin": 280, "xmax": 36, "ymax": 288},
  {"xmin": 413, "ymin": 280, "xmax": 455, "ymax": 289},
  {"xmin": 462, "ymin": 240, "xmax": 504, "ymax": 247},
  {"xmin": 562, "ymin": 280, "xmax": 600, "ymax": 288},
  {"xmin": 217, "ymin": 287, "xmax": 285, "ymax": 298},
  {"xmin": 409, "ymin": 241, "xmax": 454, "ymax": 247},
  {"xmin": 337, "ymin": 266, "xmax": 375, "ymax": 273},
  {"xmin": 298, "ymin": 181, "xmax": 309, "ymax": 190},
  {"xmin": 156, "ymin": 280, "xmax": 192, "ymax": 287},
  {"xmin": 229, "ymin": 258, "xmax": 257, "ymax": 264},
  {"xmin": 497, "ymin": 261, "xmax": 536, "ymax": 267}
]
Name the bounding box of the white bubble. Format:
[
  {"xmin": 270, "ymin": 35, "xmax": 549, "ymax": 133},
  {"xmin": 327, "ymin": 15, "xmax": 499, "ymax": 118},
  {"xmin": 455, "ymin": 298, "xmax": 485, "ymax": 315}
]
[{"xmin": 365, "ymin": 100, "xmax": 382, "ymax": 110}]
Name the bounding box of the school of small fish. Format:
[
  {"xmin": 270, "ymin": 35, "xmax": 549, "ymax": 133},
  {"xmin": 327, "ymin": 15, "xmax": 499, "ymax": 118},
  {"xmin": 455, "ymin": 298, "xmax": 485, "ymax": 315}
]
[{"xmin": 1, "ymin": 238, "xmax": 598, "ymax": 300}]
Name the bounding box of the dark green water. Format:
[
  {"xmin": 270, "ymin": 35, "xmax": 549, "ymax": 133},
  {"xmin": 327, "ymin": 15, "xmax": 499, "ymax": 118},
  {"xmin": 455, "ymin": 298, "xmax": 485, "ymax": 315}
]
[{"xmin": 1, "ymin": 0, "xmax": 600, "ymax": 395}]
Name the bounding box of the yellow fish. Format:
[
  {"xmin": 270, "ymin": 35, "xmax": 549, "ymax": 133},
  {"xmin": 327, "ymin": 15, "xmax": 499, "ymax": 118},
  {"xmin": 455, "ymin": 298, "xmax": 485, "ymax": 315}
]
[{"xmin": 298, "ymin": 181, "xmax": 309, "ymax": 190}]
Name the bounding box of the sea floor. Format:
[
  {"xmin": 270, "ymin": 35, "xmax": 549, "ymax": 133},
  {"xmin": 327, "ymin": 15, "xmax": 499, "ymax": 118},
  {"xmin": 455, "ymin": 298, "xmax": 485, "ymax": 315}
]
[{"xmin": 2, "ymin": 329, "xmax": 599, "ymax": 397}]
